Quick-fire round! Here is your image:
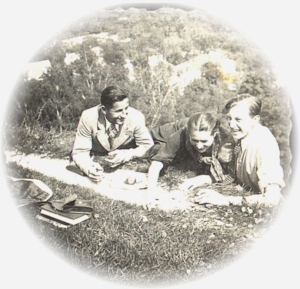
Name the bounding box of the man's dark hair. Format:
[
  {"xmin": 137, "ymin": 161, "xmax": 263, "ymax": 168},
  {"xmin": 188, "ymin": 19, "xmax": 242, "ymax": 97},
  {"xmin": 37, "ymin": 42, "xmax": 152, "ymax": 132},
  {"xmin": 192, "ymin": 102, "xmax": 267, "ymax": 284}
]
[
  {"xmin": 224, "ymin": 93, "xmax": 262, "ymax": 117},
  {"xmin": 101, "ymin": 85, "xmax": 128, "ymax": 108}
]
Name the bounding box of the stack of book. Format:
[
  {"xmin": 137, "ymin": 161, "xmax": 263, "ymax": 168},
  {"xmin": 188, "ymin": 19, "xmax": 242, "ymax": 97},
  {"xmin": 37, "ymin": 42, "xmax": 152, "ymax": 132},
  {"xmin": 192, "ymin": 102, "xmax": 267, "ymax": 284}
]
[{"xmin": 36, "ymin": 194, "xmax": 93, "ymax": 228}]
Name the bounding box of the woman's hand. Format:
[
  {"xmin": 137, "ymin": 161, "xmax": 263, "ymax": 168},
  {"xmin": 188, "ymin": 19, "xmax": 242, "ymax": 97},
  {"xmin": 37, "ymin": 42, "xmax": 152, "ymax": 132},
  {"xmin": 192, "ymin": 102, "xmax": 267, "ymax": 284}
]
[
  {"xmin": 141, "ymin": 189, "xmax": 156, "ymax": 211},
  {"xmin": 202, "ymin": 157, "xmax": 212, "ymax": 165},
  {"xmin": 193, "ymin": 189, "xmax": 230, "ymax": 206},
  {"xmin": 143, "ymin": 161, "xmax": 164, "ymax": 211},
  {"xmin": 179, "ymin": 175, "xmax": 213, "ymax": 191}
]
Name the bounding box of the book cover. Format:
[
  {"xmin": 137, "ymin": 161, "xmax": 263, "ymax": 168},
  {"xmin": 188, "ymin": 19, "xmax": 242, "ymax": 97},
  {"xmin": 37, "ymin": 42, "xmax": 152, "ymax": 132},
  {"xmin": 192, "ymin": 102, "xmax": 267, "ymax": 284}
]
[
  {"xmin": 50, "ymin": 196, "xmax": 94, "ymax": 214},
  {"xmin": 36, "ymin": 214, "xmax": 70, "ymax": 228},
  {"xmin": 40, "ymin": 203, "xmax": 91, "ymax": 225}
]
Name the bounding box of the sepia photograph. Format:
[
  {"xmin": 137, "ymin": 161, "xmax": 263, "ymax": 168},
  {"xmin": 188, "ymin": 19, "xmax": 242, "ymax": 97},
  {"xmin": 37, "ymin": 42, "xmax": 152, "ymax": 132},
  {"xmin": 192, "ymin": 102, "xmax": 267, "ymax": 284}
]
[{"xmin": 0, "ymin": 1, "xmax": 298, "ymax": 289}]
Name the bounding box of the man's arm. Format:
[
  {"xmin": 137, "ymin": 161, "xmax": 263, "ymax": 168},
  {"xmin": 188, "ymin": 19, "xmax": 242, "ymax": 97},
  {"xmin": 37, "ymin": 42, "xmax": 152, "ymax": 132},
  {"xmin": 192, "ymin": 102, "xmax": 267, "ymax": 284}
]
[
  {"xmin": 243, "ymin": 130, "xmax": 285, "ymax": 206},
  {"xmin": 72, "ymin": 112, "xmax": 103, "ymax": 180},
  {"xmin": 256, "ymin": 134, "xmax": 285, "ymax": 193},
  {"xmin": 226, "ymin": 184, "xmax": 283, "ymax": 206},
  {"xmin": 194, "ymin": 186, "xmax": 283, "ymax": 207}
]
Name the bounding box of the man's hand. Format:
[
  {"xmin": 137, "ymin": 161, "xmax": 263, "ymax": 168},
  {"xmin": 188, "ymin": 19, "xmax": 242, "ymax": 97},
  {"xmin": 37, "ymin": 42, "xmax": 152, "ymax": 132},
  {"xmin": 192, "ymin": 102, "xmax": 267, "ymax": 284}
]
[
  {"xmin": 105, "ymin": 150, "xmax": 132, "ymax": 168},
  {"xmin": 179, "ymin": 175, "xmax": 213, "ymax": 191},
  {"xmin": 263, "ymin": 185, "xmax": 283, "ymax": 207},
  {"xmin": 193, "ymin": 189, "xmax": 230, "ymax": 206},
  {"xmin": 87, "ymin": 162, "xmax": 104, "ymax": 182}
]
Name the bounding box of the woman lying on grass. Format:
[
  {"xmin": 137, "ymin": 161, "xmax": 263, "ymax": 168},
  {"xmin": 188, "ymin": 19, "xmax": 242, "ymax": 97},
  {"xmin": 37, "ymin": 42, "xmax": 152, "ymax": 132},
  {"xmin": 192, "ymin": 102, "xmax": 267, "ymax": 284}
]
[{"xmin": 146, "ymin": 112, "xmax": 235, "ymax": 195}]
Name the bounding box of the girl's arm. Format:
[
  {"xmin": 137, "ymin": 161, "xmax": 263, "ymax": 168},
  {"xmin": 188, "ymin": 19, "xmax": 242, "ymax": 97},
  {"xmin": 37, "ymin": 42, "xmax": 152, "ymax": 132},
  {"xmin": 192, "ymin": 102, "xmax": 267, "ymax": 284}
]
[
  {"xmin": 147, "ymin": 161, "xmax": 164, "ymax": 191},
  {"xmin": 148, "ymin": 129, "xmax": 183, "ymax": 190},
  {"xmin": 143, "ymin": 161, "xmax": 164, "ymax": 210}
]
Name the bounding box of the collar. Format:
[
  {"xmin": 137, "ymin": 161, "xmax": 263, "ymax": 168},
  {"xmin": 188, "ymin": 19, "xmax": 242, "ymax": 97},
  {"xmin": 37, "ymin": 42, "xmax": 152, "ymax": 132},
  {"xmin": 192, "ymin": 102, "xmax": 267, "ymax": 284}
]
[{"xmin": 104, "ymin": 116, "xmax": 119, "ymax": 131}]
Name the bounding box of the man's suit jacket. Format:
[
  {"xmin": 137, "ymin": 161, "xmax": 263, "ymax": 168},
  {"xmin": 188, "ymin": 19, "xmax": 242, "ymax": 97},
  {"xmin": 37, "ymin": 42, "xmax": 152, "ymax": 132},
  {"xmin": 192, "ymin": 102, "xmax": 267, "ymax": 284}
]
[{"xmin": 72, "ymin": 105, "xmax": 153, "ymax": 174}]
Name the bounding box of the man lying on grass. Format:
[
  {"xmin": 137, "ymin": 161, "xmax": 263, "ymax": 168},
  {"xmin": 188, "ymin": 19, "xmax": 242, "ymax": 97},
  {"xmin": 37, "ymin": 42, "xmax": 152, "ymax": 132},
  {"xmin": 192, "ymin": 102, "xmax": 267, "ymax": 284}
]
[
  {"xmin": 183, "ymin": 94, "xmax": 285, "ymax": 207},
  {"xmin": 71, "ymin": 85, "xmax": 154, "ymax": 182}
]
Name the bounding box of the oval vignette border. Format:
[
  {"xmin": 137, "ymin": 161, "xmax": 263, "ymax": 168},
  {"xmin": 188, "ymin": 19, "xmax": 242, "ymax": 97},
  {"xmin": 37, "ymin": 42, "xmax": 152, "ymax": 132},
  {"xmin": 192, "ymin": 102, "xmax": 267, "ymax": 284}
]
[{"xmin": 0, "ymin": 1, "xmax": 299, "ymax": 289}]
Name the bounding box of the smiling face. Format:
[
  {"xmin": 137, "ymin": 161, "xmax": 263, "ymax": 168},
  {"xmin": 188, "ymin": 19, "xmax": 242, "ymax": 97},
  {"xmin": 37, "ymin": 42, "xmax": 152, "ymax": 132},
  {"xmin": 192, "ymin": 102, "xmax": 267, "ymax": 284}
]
[
  {"xmin": 103, "ymin": 98, "xmax": 129, "ymax": 125},
  {"xmin": 189, "ymin": 130, "xmax": 215, "ymax": 153},
  {"xmin": 227, "ymin": 101, "xmax": 260, "ymax": 140}
]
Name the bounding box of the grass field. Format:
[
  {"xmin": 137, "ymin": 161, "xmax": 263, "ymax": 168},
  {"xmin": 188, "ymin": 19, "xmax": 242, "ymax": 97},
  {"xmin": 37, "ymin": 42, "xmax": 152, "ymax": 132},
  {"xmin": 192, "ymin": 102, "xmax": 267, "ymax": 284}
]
[{"xmin": 4, "ymin": 128, "xmax": 285, "ymax": 287}]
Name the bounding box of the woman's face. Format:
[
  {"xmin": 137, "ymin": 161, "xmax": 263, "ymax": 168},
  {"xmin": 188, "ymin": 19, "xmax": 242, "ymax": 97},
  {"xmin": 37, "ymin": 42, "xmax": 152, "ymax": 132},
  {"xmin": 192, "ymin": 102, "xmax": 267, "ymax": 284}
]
[
  {"xmin": 189, "ymin": 130, "xmax": 215, "ymax": 153},
  {"xmin": 227, "ymin": 102, "xmax": 259, "ymax": 140}
]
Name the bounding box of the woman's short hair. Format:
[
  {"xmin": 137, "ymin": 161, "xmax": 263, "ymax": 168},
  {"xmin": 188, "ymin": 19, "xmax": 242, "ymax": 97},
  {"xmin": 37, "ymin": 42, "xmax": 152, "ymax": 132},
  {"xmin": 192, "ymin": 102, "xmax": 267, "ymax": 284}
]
[
  {"xmin": 187, "ymin": 112, "xmax": 220, "ymax": 135},
  {"xmin": 224, "ymin": 94, "xmax": 262, "ymax": 117},
  {"xmin": 101, "ymin": 85, "xmax": 128, "ymax": 109}
]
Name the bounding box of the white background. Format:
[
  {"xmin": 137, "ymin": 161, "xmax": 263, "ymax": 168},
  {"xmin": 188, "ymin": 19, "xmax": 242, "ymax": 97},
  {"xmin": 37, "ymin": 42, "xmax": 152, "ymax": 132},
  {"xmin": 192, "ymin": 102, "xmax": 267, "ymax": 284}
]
[{"xmin": 0, "ymin": 1, "xmax": 299, "ymax": 288}]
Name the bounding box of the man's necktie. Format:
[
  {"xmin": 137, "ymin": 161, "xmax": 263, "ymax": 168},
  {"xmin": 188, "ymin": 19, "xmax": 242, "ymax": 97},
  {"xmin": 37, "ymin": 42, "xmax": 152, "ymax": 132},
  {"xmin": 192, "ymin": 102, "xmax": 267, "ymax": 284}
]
[
  {"xmin": 108, "ymin": 123, "xmax": 118, "ymax": 147},
  {"xmin": 233, "ymin": 140, "xmax": 241, "ymax": 177},
  {"xmin": 223, "ymin": 140, "xmax": 241, "ymax": 184}
]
